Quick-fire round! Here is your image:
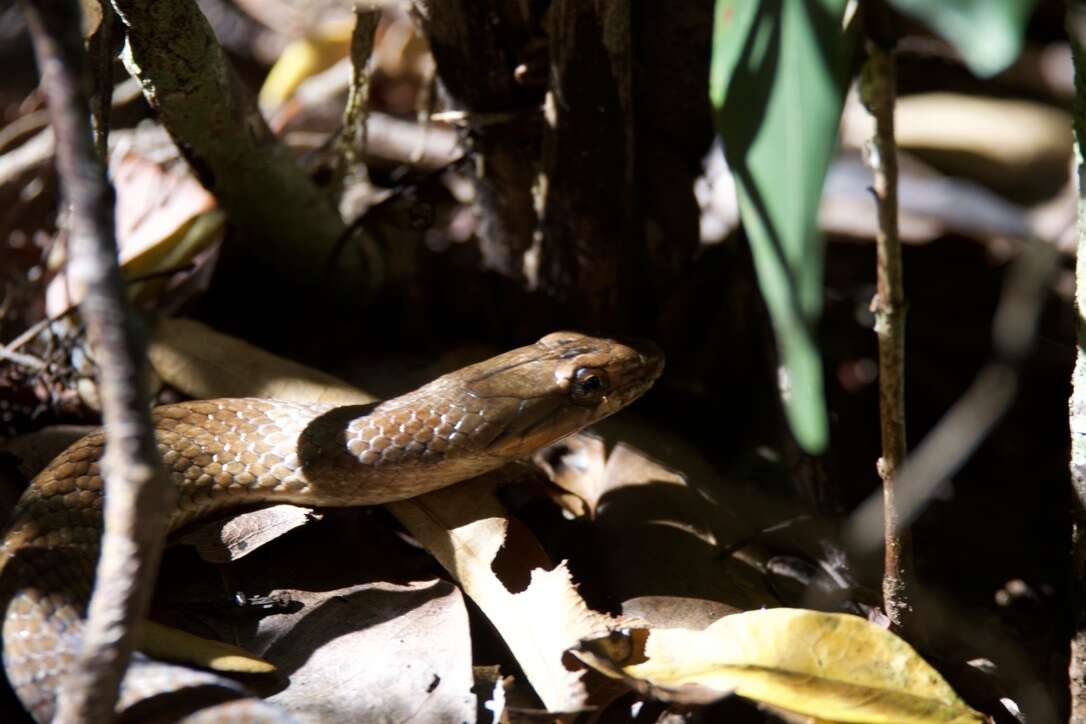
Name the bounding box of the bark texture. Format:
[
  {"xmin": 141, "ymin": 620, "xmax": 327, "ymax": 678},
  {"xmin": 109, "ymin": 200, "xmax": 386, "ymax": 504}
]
[{"xmin": 19, "ymin": 0, "xmax": 174, "ymax": 720}]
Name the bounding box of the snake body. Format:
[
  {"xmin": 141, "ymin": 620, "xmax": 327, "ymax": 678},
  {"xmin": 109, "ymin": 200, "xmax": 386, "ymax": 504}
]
[{"xmin": 0, "ymin": 332, "xmax": 663, "ymax": 721}]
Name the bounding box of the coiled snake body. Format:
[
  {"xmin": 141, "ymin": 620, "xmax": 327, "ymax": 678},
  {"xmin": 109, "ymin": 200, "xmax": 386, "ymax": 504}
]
[{"xmin": 0, "ymin": 332, "xmax": 663, "ymax": 721}]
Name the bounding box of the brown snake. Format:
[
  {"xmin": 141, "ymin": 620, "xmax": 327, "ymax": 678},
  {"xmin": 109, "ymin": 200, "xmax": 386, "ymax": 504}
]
[{"xmin": 0, "ymin": 332, "xmax": 663, "ymax": 722}]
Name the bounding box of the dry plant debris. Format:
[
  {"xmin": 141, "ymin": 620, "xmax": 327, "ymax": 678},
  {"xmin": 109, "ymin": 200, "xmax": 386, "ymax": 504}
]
[
  {"xmin": 574, "ymin": 609, "xmax": 985, "ymax": 723},
  {"xmin": 2, "ymin": 2, "xmax": 1076, "ymax": 720}
]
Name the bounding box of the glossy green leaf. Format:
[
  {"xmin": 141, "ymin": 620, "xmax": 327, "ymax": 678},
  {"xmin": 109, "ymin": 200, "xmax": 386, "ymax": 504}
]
[
  {"xmin": 710, "ymin": 0, "xmax": 852, "ymax": 453},
  {"xmin": 887, "ymin": 0, "xmax": 1037, "ymax": 77}
]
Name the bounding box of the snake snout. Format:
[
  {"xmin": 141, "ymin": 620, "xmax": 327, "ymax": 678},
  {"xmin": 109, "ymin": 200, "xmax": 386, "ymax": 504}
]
[{"xmin": 615, "ymin": 336, "xmax": 666, "ymax": 383}]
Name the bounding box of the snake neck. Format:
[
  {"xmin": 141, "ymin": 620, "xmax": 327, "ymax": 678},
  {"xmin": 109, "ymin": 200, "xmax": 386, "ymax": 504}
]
[{"xmin": 295, "ymin": 382, "xmax": 517, "ymax": 505}]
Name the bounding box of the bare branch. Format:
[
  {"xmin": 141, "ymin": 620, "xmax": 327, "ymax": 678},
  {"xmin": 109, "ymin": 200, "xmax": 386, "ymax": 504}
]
[
  {"xmin": 18, "ymin": 0, "xmax": 174, "ymax": 721},
  {"xmin": 1067, "ymin": 3, "xmax": 1086, "ymax": 717},
  {"xmin": 845, "ymin": 243, "xmax": 1057, "ymax": 577},
  {"xmin": 110, "ymin": 0, "xmax": 366, "ymax": 300},
  {"xmin": 87, "ymin": 0, "xmax": 117, "ymax": 160},
  {"xmin": 860, "ymin": 40, "xmax": 914, "ymax": 632},
  {"xmin": 339, "ymin": 7, "xmax": 381, "ymax": 180}
]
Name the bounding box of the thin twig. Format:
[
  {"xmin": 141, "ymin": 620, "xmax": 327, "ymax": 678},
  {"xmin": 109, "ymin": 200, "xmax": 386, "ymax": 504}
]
[
  {"xmin": 0, "ymin": 77, "xmax": 142, "ymax": 158},
  {"xmin": 845, "ymin": 241, "xmax": 1058, "ymax": 565},
  {"xmin": 4, "ymin": 316, "xmax": 53, "ymax": 356},
  {"xmin": 0, "ymin": 346, "xmax": 45, "ymax": 370},
  {"xmin": 338, "ymin": 6, "xmax": 381, "ymax": 186},
  {"xmin": 1, "ymin": 264, "xmax": 191, "ymax": 374},
  {"xmin": 860, "ymin": 39, "xmax": 913, "ymax": 631},
  {"xmin": 0, "ymin": 109, "xmax": 50, "ymax": 154},
  {"xmin": 88, "ymin": 0, "xmax": 117, "ymax": 161},
  {"xmin": 1067, "ymin": 4, "xmax": 1086, "ymax": 718},
  {"xmin": 19, "ymin": 1, "xmax": 174, "ymax": 722}
]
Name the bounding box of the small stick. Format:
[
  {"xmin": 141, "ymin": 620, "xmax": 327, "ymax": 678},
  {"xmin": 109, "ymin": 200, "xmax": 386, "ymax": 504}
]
[
  {"xmin": 1066, "ymin": 4, "xmax": 1086, "ymax": 717},
  {"xmin": 18, "ymin": 0, "xmax": 174, "ymax": 721},
  {"xmin": 0, "ymin": 346, "xmax": 45, "ymax": 370},
  {"xmin": 860, "ymin": 39, "xmax": 914, "ymax": 632}
]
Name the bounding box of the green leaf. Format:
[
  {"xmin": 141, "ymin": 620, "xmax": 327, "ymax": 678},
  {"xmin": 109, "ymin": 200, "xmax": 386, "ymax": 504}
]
[
  {"xmin": 887, "ymin": 0, "xmax": 1037, "ymax": 77},
  {"xmin": 710, "ymin": 0, "xmax": 852, "ymax": 453}
]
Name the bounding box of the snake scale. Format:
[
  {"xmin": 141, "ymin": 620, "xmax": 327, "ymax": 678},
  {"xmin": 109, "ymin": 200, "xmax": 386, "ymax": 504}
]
[{"xmin": 0, "ymin": 332, "xmax": 663, "ymax": 722}]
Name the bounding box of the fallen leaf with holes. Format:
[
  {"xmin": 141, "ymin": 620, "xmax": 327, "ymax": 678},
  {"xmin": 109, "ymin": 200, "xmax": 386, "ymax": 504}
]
[
  {"xmin": 389, "ymin": 476, "xmax": 633, "ymax": 713},
  {"xmin": 572, "ymin": 608, "xmax": 986, "ymax": 723}
]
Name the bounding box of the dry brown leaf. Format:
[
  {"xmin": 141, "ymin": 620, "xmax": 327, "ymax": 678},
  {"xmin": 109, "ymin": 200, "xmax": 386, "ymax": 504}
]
[
  {"xmin": 242, "ymin": 580, "xmax": 475, "ymax": 723},
  {"xmin": 389, "ymin": 478, "xmax": 631, "ymax": 713},
  {"xmin": 108, "ymin": 150, "xmax": 219, "ymax": 276},
  {"xmin": 148, "ymin": 318, "xmax": 376, "ymax": 405},
  {"xmin": 176, "ymin": 505, "xmax": 322, "ymax": 563},
  {"xmin": 534, "ymin": 433, "xmax": 606, "ymax": 518},
  {"xmin": 841, "ymin": 91, "xmax": 1070, "ymax": 199},
  {"xmin": 46, "ymin": 147, "xmax": 222, "ymax": 315},
  {"xmin": 538, "ymin": 429, "xmax": 778, "ymax": 613},
  {"xmin": 78, "ymin": 0, "xmax": 102, "ymax": 39},
  {"xmin": 535, "ymin": 434, "xmax": 688, "ymax": 521},
  {"xmin": 621, "ymin": 596, "xmax": 740, "ymax": 631},
  {"xmin": 573, "ymin": 608, "xmax": 986, "ymax": 723},
  {"xmin": 895, "ymin": 94, "xmax": 1070, "ymax": 179}
]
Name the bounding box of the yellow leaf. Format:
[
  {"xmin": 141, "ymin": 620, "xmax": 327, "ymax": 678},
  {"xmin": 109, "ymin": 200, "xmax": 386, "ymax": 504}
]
[
  {"xmin": 139, "ymin": 621, "xmax": 276, "ymax": 674},
  {"xmin": 45, "ymin": 149, "xmax": 223, "ymax": 316},
  {"xmin": 259, "ymin": 18, "xmax": 355, "ymax": 111},
  {"xmin": 148, "ymin": 318, "xmax": 376, "ymax": 405},
  {"xmin": 575, "ymin": 608, "xmax": 986, "ymax": 724}
]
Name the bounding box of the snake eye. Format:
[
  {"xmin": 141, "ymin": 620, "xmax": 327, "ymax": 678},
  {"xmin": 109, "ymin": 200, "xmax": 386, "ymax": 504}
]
[{"xmin": 570, "ymin": 367, "xmax": 609, "ymax": 405}]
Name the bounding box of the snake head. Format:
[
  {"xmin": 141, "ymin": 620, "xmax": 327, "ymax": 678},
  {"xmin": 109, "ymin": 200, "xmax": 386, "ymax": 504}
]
[{"xmin": 455, "ymin": 332, "xmax": 665, "ymax": 459}]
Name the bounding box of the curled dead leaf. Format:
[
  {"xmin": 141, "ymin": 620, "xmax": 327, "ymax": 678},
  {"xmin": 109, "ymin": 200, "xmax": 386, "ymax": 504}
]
[
  {"xmin": 535, "ymin": 433, "xmax": 688, "ymax": 521},
  {"xmin": 176, "ymin": 505, "xmax": 322, "ymax": 563}
]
